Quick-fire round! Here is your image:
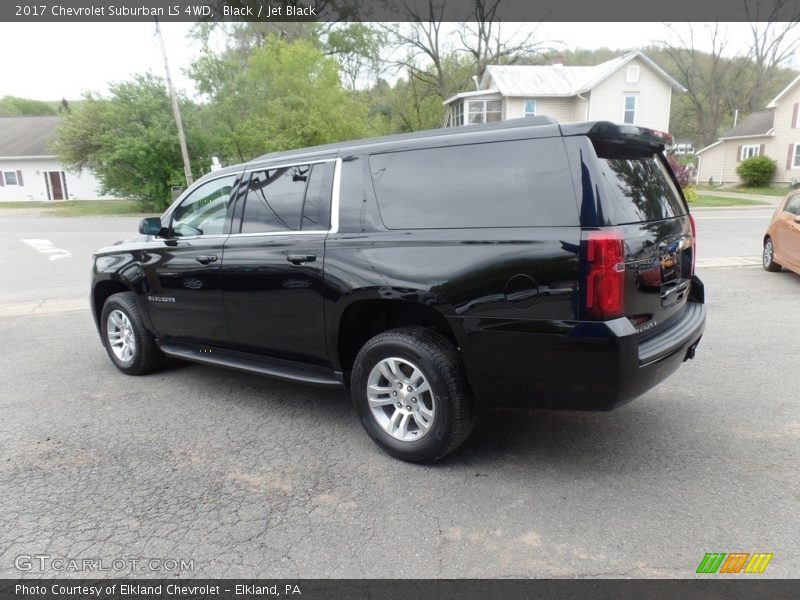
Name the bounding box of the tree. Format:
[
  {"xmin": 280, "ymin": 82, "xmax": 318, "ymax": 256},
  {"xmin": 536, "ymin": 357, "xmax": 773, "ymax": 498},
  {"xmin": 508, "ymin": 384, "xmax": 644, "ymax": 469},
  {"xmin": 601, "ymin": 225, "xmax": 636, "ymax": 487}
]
[
  {"xmin": 735, "ymin": 17, "xmax": 800, "ymax": 116},
  {"xmin": 189, "ymin": 36, "xmax": 374, "ymax": 163},
  {"xmin": 382, "ymin": 1, "xmax": 546, "ymax": 106},
  {"xmin": 660, "ymin": 19, "xmax": 800, "ymax": 148},
  {"xmin": 50, "ymin": 74, "xmax": 212, "ymax": 208},
  {"xmin": 660, "ymin": 23, "xmax": 738, "ymax": 148},
  {"xmin": 382, "ymin": 2, "xmax": 455, "ymax": 101},
  {"xmin": 457, "ymin": 0, "xmax": 547, "ymax": 80},
  {"xmin": 326, "ymin": 23, "xmax": 387, "ymax": 90}
]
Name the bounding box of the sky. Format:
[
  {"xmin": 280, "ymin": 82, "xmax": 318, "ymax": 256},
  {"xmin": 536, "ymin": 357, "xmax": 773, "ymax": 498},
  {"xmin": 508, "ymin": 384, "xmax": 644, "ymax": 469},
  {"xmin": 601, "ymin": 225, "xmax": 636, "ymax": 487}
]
[{"xmin": 0, "ymin": 21, "xmax": 795, "ymax": 101}]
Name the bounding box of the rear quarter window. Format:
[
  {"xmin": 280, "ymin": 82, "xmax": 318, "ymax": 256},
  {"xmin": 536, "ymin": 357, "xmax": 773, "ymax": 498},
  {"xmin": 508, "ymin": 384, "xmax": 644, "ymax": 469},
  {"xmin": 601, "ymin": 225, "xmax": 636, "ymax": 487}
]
[
  {"xmin": 368, "ymin": 138, "xmax": 578, "ymax": 229},
  {"xmin": 594, "ymin": 150, "xmax": 687, "ymax": 225}
]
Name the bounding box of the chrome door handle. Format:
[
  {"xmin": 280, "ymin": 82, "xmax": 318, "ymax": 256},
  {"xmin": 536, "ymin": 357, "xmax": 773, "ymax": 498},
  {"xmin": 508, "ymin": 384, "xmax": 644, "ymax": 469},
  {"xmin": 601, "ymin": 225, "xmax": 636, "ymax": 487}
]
[{"xmin": 195, "ymin": 255, "xmax": 218, "ymax": 264}]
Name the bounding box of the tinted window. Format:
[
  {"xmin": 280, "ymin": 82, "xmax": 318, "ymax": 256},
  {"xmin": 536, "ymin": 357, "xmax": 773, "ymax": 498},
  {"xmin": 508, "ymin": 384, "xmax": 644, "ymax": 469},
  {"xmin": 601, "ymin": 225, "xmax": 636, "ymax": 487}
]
[
  {"xmin": 784, "ymin": 194, "xmax": 800, "ymax": 216},
  {"xmin": 596, "ymin": 154, "xmax": 687, "ymax": 224},
  {"xmin": 241, "ymin": 165, "xmax": 311, "ymax": 233},
  {"xmin": 171, "ymin": 174, "xmax": 237, "ymax": 237},
  {"xmin": 369, "ymin": 139, "xmax": 578, "ymax": 229},
  {"xmin": 300, "ymin": 163, "xmax": 333, "ymax": 231}
]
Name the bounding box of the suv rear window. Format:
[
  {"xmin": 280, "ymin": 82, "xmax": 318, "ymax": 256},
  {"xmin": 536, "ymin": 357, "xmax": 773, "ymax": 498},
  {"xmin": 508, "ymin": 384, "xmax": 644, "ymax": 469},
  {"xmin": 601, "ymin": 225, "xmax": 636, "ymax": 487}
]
[
  {"xmin": 369, "ymin": 138, "xmax": 578, "ymax": 229},
  {"xmin": 594, "ymin": 146, "xmax": 687, "ymax": 224}
]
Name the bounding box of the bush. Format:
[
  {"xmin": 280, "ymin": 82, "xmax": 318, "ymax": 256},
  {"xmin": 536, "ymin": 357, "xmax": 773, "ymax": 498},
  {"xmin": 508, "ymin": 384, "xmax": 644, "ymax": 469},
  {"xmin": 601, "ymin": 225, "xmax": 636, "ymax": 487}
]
[
  {"xmin": 736, "ymin": 156, "xmax": 776, "ymax": 187},
  {"xmin": 683, "ymin": 185, "xmax": 697, "ymax": 202}
]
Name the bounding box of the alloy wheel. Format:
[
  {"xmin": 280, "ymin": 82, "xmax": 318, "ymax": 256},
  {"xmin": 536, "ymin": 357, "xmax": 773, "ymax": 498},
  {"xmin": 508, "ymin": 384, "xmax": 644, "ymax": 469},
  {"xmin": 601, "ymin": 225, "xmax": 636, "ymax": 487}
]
[
  {"xmin": 106, "ymin": 309, "xmax": 136, "ymax": 363},
  {"xmin": 763, "ymin": 239, "xmax": 774, "ymax": 267},
  {"xmin": 366, "ymin": 357, "xmax": 436, "ymax": 442}
]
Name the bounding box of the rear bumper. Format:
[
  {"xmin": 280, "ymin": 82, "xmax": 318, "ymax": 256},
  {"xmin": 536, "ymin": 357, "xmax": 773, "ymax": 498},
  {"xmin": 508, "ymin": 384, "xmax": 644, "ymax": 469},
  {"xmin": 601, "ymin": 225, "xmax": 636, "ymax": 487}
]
[{"xmin": 460, "ymin": 282, "xmax": 706, "ymax": 411}]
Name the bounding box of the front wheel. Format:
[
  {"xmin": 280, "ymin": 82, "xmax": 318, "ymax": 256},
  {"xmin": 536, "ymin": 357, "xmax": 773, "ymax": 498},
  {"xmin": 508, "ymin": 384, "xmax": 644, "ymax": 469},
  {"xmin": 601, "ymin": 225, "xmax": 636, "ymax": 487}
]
[
  {"xmin": 351, "ymin": 327, "xmax": 475, "ymax": 463},
  {"xmin": 101, "ymin": 292, "xmax": 163, "ymax": 375},
  {"xmin": 763, "ymin": 236, "xmax": 782, "ymax": 272}
]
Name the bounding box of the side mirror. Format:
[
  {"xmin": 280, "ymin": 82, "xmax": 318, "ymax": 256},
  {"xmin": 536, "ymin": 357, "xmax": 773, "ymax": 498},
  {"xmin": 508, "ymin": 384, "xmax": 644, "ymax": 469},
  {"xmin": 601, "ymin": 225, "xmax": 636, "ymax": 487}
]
[
  {"xmin": 139, "ymin": 217, "xmax": 164, "ymax": 236},
  {"xmin": 794, "ymin": 215, "xmax": 800, "ymax": 224}
]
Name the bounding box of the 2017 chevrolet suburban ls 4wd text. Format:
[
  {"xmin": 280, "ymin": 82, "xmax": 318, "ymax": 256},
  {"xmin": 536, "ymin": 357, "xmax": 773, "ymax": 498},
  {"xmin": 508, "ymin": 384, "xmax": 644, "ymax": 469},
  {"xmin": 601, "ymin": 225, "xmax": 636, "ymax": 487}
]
[{"xmin": 91, "ymin": 117, "xmax": 706, "ymax": 462}]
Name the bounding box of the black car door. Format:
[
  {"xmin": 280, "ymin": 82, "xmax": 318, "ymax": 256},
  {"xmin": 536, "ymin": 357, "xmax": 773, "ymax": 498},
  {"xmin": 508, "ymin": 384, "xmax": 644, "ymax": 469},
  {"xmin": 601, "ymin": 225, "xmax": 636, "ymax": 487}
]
[
  {"xmin": 221, "ymin": 159, "xmax": 336, "ymax": 365},
  {"xmin": 144, "ymin": 172, "xmax": 242, "ymax": 344}
]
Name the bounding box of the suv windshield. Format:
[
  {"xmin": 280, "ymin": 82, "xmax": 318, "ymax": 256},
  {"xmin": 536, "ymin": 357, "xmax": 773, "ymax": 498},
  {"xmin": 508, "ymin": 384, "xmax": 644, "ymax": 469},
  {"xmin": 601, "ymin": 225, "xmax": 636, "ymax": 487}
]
[{"xmin": 596, "ymin": 153, "xmax": 687, "ymax": 225}]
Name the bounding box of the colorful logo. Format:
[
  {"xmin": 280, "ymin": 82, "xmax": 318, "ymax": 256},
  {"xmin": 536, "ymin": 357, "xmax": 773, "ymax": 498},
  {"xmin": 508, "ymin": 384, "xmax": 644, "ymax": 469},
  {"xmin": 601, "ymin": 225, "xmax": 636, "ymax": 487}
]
[{"xmin": 696, "ymin": 552, "xmax": 773, "ymax": 574}]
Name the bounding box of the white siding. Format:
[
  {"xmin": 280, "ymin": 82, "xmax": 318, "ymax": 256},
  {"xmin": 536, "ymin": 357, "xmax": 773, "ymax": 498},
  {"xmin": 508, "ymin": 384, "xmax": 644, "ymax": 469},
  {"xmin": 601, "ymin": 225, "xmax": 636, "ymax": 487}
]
[
  {"xmin": 696, "ymin": 136, "xmax": 774, "ymax": 184},
  {"xmin": 0, "ymin": 158, "xmax": 113, "ymax": 201},
  {"xmin": 505, "ymin": 97, "xmax": 583, "ymax": 122},
  {"xmin": 767, "ymin": 82, "xmax": 800, "ymax": 183},
  {"xmin": 587, "ymin": 58, "xmax": 674, "ymax": 131}
]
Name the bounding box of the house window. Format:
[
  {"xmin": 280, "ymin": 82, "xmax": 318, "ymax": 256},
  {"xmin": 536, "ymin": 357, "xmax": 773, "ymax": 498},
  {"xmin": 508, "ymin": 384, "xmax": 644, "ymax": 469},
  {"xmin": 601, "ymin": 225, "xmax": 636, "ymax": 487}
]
[
  {"xmin": 793, "ymin": 144, "xmax": 800, "ymax": 169},
  {"xmin": 523, "ymin": 99, "xmax": 537, "ymax": 117},
  {"xmin": 741, "ymin": 145, "xmax": 760, "ymax": 160},
  {"xmin": 3, "ymin": 171, "xmax": 18, "ymax": 185},
  {"xmin": 450, "ymin": 102, "xmax": 464, "ymax": 127},
  {"xmin": 626, "ymin": 66, "xmax": 640, "ymax": 83},
  {"xmin": 468, "ymin": 100, "xmax": 502, "ymax": 124},
  {"xmin": 623, "ymin": 95, "xmax": 637, "ymax": 124}
]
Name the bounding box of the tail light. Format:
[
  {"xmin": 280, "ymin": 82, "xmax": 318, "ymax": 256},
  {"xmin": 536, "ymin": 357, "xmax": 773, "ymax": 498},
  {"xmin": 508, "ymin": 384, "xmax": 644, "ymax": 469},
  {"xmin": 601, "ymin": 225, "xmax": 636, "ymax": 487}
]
[
  {"xmin": 688, "ymin": 212, "xmax": 697, "ymax": 274},
  {"xmin": 583, "ymin": 230, "xmax": 625, "ymax": 320}
]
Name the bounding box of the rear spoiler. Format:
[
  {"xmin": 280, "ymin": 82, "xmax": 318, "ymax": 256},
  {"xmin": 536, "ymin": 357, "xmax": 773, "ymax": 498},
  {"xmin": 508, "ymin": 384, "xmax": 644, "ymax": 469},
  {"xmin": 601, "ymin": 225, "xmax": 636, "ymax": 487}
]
[{"xmin": 560, "ymin": 121, "xmax": 673, "ymax": 150}]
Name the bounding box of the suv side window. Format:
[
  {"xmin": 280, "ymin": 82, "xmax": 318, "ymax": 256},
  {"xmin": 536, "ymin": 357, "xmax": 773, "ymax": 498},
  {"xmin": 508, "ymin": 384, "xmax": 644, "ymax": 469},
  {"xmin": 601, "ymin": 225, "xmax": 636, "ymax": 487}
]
[
  {"xmin": 171, "ymin": 175, "xmax": 238, "ymax": 237},
  {"xmin": 784, "ymin": 194, "xmax": 800, "ymax": 216},
  {"xmin": 300, "ymin": 163, "xmax": 334, "ymax": 231},
  {"xmin": 368, "ymin": 138, "xmax": 578, "ymax": 229},
  {"xmin": 240, "ymin": 163, "xmax": 332, "ymax": 233}
]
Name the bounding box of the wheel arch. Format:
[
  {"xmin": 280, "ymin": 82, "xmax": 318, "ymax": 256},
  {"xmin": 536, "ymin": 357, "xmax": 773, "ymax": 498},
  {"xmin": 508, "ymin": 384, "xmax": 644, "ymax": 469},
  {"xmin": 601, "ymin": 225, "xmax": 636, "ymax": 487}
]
[
  {"xmin": 91, "ymin": 278, "xmax": 134, "ymax": 332},
  {"xmin": 332, "ymin": 292, "xmax": 466, "ymax": 380}
]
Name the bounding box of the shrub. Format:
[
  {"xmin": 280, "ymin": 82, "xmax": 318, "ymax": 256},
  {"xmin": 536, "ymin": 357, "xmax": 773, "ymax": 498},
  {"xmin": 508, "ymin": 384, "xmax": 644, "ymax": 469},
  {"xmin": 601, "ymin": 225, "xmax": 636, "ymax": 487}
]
[
  {"xmin": 736, "ymin": 156, "xmax": 776, "ymax": 187},
  {"xmin": 683, "ymin": 185, "xmax": 697, "ymax": 203},
  {"xmin": 667, "ymin": 155, "xmax": 696, "ymax": 188}
]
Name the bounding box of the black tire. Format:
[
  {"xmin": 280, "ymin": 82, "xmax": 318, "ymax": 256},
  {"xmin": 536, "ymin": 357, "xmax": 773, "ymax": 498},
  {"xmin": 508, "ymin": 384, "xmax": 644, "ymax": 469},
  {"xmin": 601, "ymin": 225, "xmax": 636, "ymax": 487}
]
[
  {"xmin": 763, "ymin": 236, "xmax": 782, "ymax": 272},
  {"xmin": 351, "ymin": 326, "xmax": 475, "ymax": 463},
  {"xmin": 100, "ymin": 292, "xmax": 164, "ymax": 375}
]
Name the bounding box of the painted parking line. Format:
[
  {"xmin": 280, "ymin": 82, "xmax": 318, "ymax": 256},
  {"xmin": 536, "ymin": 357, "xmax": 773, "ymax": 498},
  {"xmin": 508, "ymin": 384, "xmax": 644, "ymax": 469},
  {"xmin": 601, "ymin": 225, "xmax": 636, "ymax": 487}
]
[{"xmin": 20, "ymin": 238, "xmax": 72, "ymax": 261}]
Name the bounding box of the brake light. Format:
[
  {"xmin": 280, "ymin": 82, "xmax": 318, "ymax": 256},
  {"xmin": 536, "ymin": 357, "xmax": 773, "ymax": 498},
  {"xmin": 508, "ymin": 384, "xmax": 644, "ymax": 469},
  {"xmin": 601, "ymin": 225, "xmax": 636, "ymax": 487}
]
[
  {"xmin": 688, "ymin": 213, "xmax": 697, "ymax": 274},
  {"xmin": 583, "ymin": 230, "xmax": 625, "ymax": 320}
]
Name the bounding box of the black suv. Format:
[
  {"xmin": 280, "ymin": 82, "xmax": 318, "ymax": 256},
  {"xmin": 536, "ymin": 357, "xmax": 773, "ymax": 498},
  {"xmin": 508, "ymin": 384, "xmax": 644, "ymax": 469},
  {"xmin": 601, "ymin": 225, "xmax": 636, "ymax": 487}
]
[{"xmin": 91, "ymin": 117, "xmax": 705, "ymax": 462}]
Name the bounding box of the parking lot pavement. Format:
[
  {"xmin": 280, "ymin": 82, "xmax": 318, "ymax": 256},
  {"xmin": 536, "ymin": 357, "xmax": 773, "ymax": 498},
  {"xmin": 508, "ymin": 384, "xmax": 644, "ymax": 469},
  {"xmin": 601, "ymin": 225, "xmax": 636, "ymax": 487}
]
[
  {"xmin": 1, "ymin": 264, "xmax": 798, "ymax": 578},
  {"xmin": 0, "ymin": 216, "xmax": 139, "ymax": 311},
  {"xmin": 693, "ymin": 206, "xmax": 774, "ymax": 266}
]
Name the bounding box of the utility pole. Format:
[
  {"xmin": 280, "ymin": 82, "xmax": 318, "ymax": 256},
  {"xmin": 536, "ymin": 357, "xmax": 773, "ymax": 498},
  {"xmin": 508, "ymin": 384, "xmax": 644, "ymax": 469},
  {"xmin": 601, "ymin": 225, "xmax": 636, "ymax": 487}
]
[{"xmin": 155, "ymin": 18, "xmax": 193, "ymax": 187}]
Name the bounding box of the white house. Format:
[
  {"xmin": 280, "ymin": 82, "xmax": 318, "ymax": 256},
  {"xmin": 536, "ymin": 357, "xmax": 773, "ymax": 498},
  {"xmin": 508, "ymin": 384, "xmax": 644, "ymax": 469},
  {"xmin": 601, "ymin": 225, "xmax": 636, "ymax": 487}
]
[
  {"xmin": 0, "ymin": 116, "xmax": 113, "ymax": 201},
  {"xmin": 696, "ymin": 74, "xmax": 800, "ymax": 185},
  {"xmin": 443, "ymin": 51, "xmax": 685, "ymax": 132}
]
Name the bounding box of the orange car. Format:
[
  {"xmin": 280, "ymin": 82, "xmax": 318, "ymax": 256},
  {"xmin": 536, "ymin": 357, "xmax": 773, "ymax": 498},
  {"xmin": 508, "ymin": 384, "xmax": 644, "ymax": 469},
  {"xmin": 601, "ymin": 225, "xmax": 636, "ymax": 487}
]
[{"xmin": 764, "ymin": 192, "xmax": 800, "ymax": 275}]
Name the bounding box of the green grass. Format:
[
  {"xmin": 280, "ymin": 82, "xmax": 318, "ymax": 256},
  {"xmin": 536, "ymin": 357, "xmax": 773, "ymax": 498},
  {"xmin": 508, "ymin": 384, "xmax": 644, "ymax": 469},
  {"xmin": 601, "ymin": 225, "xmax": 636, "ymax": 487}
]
[
  {"xmin": 0, "ymin": 200, "xmax": 157, "ymax": 217},
  {"xmin": 696, "ymin": 185, "xmax": 791, "ymax": 197},
  {"xmin": 690, "ymin": 195, "xmax": 770, "ymax": 208}
]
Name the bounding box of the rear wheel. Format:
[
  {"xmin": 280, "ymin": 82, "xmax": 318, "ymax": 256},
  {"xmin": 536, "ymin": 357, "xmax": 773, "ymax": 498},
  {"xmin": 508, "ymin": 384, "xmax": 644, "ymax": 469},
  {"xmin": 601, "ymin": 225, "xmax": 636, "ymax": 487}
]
[
  {"xmin": 101, "ymin": 292, "xmax": 163, "ymax": 375},
  {"xmin": 763, "ymin": 237, "xmax": 782, "ymax": 272},
  {"xmin": 351, "ymin": 327, "xmax": 475, "ymax": 463}
]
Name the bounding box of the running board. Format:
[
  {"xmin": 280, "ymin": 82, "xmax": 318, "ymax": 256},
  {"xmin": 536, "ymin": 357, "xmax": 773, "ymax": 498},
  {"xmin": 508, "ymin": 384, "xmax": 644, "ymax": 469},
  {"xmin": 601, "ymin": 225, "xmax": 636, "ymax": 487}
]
[{"xmin": 157, "ymin": 341, "xmax": 344, "ymax": 388}]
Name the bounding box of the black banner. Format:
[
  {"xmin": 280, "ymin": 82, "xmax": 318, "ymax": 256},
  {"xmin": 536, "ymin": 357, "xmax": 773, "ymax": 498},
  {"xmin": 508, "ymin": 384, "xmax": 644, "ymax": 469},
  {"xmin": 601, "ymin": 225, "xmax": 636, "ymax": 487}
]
[
  {"xmin": 1, "ymin": 0, "xmax": 799, "ymax": 22},
  {"xmin": 2, "ymin": 580, "xmax": 800, "ymax": 600}
]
